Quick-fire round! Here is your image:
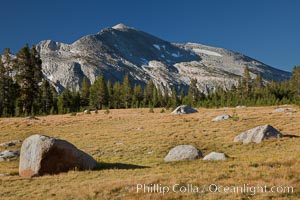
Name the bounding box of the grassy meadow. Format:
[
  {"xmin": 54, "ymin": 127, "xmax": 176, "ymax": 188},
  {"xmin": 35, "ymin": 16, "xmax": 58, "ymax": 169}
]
[{"xmin": 0, "ymin": 106, "xmax": 299, "ymax": 199}]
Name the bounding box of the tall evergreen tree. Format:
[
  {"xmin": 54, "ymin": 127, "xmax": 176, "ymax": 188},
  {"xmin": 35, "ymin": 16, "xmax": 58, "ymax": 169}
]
[
  {"xmin": 187, "ymin": 78, "xmax": 199, "ymax": 106},
  {"xmin": 290, "ymin": 66, "xmax": 300, "ymax": 97},
  {"xmin": 107, "ymin": 80, "xmax": 113, "ymax": 108},
  {"xmin": 242, "ymin": 67, "xmax": 252, "ymax": 98},
  {"xmin": 122, "ymin": 74, "xmax": 132, "ymax": 108},
  {"xmin": 112, "ymin": 81, "xmax": 122, "ymax": 108},
  {"xmin": 0, "ymin": 58, "xmax": 5, "ymax": 116},
  {"xmin": 132, "ymin": 84, "xmax": 143, "ymax": 108},
  {"xmin": 89, "ymin": 75, "xmax": 108, "ymax": 109},
  {"xmin": 14, "ymin": 45, "xmax": 42, "ymax": 115},
  {"xmin": 80, "ymin": 77, "xmax": 90, "ymax": 108},
  {"xmin": 40, "ymin": 80, "xmax": 53, "ymax": 114},
  {"xmin": 171, "ymin": 87, "xmax": 179, "ymax": 109},
  {"xmin": 58, "ymin": 84, "xmax": 72, "ymax": 114}
]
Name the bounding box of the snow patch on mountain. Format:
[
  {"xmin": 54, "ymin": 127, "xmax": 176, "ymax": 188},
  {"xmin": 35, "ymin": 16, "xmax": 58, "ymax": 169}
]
[
  {"xmin": 153, "ymin": 44, "xmax": 160, "ymax": 50},
  {"xmin": 192, "ymin": 48, "xmax": 222, "ymax": 57}
]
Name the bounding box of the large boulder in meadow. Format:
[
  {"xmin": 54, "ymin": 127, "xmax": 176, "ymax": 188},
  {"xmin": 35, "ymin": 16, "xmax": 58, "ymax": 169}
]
[
  {"xmin": 203, "ymin": 152, "xmax": 228, "ymax": 161},
  {"xmin": 212, "ymin": 114, "xmax": 231, "ymax": 122},
  {"xmin": 19, "ymin": 134, "xmax": 98, "ymax": 177},
  {"xmin": 234, "ymin": 125, "xmax": 283, "ymax": 144},
  {"xmin": 164, "ymin": 145, "xmax": 202, "ymax": 162},
  {"xmin": 171, "ymin": 105, "xmax": 198, "ymax": 115}
]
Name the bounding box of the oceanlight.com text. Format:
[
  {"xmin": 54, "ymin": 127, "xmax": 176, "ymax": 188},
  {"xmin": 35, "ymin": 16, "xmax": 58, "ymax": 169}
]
[{"xmin": 132, "ymin": 183, "xmax": 294, "ymax": 196}]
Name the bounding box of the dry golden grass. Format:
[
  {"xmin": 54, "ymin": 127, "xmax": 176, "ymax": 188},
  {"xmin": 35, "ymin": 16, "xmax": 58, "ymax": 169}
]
[{"xmin": 0, "ymin": 106, "xmax": 299, "ymax": 199}]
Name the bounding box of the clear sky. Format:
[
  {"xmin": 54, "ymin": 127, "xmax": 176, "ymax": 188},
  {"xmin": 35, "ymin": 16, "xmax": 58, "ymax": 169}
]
[{"xmin": 0, "ymin": 0, "xmax": 299, "ymax": 72}]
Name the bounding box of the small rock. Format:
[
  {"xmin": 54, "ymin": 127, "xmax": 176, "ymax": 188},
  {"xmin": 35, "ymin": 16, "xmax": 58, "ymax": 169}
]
[
  {"xmin": 25, "ymin": 116, "xmax": 39, "ymax": 120},
  {"xmin": 114, "ymin": 142, "xmax": 124, "ymax": 145},
  {"xmin": 212, "ymin": 114, "xmax": 231, "ymax": 122},
  {"xmin": 203, "ymin": 152, "xmax": 228, "ymax": 161},
  {"xmin": 236, "ymin": 105, "xmax": 246, "ymax": 108},
  {"xmin": 273, "ymin": 107, "xmax": 296, "ymax": 113},
  {"xmin": 0, "ymin": 173, "xmax": 10, "ymax": 177},
  {"xmin": 164, "ymin": 145, "xmax": 202, "ymax": 162},
  {"xmin": 234, "ymin": 124, "xmax": 283, "ymax": 144},
  {"xmin": 0, "ymin": 140, "xmax": 22, "ymax": 147},
  {"xmin": 171, "ymin": 105, "xmax": 198, "ymax": 115},
  {"xmin": 0, "ymin": 150, "xmax": 20, "ymax": 161}
]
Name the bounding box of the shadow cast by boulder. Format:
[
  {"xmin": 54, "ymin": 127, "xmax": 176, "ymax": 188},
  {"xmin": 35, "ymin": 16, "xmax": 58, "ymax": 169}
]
[
  {"xmin": 283, "ymin": 134, "xmax": 300, "ymax": 138},
  {"xmin": 95, "ymin": 162, "xmax": 150, "ymax": 170}
]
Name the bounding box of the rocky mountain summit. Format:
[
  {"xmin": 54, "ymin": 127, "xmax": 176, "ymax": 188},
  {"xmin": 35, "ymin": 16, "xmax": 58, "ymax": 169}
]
[{"xmin": 36, "ymin": 23, "xmax": 290, "ymax": 93}]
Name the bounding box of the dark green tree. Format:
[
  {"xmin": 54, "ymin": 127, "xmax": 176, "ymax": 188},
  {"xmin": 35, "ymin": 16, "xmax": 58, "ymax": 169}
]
[
  {"xmin": 80, "ymin": 77, "xmax": 90, "ymax": 108},
  {"xmin": 122, "ymin": 74, "xmax": 132, "ymax": 108},
  {"xmin": 242, "ymin": 67, "xmax": 252, "ymax": 98},
  {"xmin": 290, "ymin": 66, "xmax": 300, "ymax": 97},
  {"xmin": 89, "ymin": 75, "xmax": 108, "ymax": 109},
  {"xmin": 40, "ymin": 80, "xmax": 53, "ymax": 114}
]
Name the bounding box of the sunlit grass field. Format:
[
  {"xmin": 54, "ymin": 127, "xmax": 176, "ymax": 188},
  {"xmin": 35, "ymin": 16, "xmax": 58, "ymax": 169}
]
[{"xmin": 0, "ymin": 106, "xmax": 299, "ymax": 199}]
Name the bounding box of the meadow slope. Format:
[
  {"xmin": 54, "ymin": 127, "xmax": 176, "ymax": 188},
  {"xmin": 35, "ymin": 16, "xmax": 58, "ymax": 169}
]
[{"xmin": 0, "ymin": 106, "xmax": 299, "ymax": 199}]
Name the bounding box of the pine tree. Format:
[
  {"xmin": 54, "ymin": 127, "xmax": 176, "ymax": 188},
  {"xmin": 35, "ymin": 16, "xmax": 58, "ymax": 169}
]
[
  {"xmin": 290, "ymin": 66, "xmax": 300, "ymax": 97},
  {"xmin": 144, "ymin": 80, "xmax": 155, "ymax": 106},
  {"xmin": 3, "ymin": 48, "xmax": 17, "ymax": 116},
  {"xmin": 242, "ymin": 67, "xmax": 252, "ymax": 98},
  {"xmin": 132, "ymin": 84, "xmax": 143, "ymax": 108},
  {"xmin": 0, "ymin": 58, "xmax": 5, "ymax": 116},
  {"xmin": 80, "ymin": 77, "xmax": 90, "ymax": 108},
  {"xmin": 171, "ymin": 87, "xmax": 179, "ymax": 109},
  {"xmin": 112, "ymin": 81, "xmax": 122, "ymax": 108},
  {"xmin": 40, "ymin": 80, "xmax": 53, "ymax": 114},
  {"xmin": 162, "ymin": 85, "xmax": 169, "ymax": 107},
  {"xmin": 122, "ymin": 74, "xmax": 132, "ymax": 108},
  {"xmin": 107, "ymin": 80, "xmax": 113, "ymax": 108},
  {"xmin": 89, "ymin": 75, "xmax": 108, "ymax": 109},
  {"xmin": 188, "ymin": 78, "xmax": 199, "ymax": 106},
  {"xmin": 58, "ymin": 85, "xmax": 72, "ymax": 114},
  {"xmin": 14, "ymin": 45, "xmax": 42, "ymax": 115}
]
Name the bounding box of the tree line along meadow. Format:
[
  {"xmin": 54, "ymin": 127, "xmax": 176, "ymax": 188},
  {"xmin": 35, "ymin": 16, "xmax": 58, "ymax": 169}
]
[{"xmin": 0, "ymin": 45, "xmax": 300, "ymax": 117}]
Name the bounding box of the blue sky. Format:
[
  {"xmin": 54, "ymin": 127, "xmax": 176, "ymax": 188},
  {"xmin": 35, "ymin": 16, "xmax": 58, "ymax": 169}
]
[{"xmin": 0, "ymin": 0, "xmax": 299, "ymax": 72}]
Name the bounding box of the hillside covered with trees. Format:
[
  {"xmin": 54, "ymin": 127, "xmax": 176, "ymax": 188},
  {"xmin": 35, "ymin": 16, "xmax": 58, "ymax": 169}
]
[{"xmin": 0, "ymin": 46, "xmax": 299, "ymax": 117}]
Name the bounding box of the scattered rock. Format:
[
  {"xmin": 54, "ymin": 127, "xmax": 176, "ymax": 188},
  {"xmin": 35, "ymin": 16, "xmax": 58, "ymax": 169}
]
[
  {"xmin": 114, "ymin": 142, "xmax": 124, "ymax": 145},
  {"xmin": 236, "ymin": 105, "xmax": 246, "ymax": 108},
  {"xmin": 0, "ymin": 173, "xmax": 10, "ymax": 177},
  {"xmin": 0, "ymin": 140, "xmax": 22, "ymax": 147},
  {"xmin": 0, "ymin": 150, "xmax": 19, "ymax": 161},
  {"xmin": 212, "ymin": 114, "xmax": 231, "ymax": 121},
  {"xmin": 273, "ymin": 107, "xmax": 296, "ymax": 113},
  {"xmin": 234, "ymin": 124, "xmax": 283, "ymax": 144},
  {"xmin": 164, "ymin": 145, "xmax": 202, "ymax": 162},
  {"xmin": 203, "ymin": 152, "xmax": 228, "ymax": 161},
  {"xmin": 19, "ymin": 134, "xmax": 98, "ymax": 177},
  {"xmin": 25, "ymin": 116, "xmax": 39, "ymax": 120},
  {"xmin": 171, "ymin": 105, "xmax": 198, "ymax": 115}
]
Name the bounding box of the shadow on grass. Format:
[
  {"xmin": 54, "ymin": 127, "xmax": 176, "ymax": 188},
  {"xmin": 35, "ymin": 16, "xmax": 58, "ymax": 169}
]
[
  {"xmin": 283, "ymin": 134, "xmax": 300, "ymax": 138},
  {"xmin": 94, "ymin": 162, "xmax": 150, "ymax": 170}
]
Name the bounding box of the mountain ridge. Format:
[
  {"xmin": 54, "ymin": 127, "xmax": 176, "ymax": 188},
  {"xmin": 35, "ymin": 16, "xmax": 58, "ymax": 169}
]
[{"xmin": 36, "ymin": 23, "xmax": 291, "ymax": 93}]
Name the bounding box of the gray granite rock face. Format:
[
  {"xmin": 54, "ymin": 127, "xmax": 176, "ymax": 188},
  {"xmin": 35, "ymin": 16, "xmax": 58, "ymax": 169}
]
[
  {"xmin": 234, "ymin": 125, "xmax": 283, "ymax": 144},
  {"xmin": 19, "ymin": 134, "xmax": 98, "ymax": 177},
  {"xmin": 164, "ymin": 145, "xmax": 202, "ymax": 162}
]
